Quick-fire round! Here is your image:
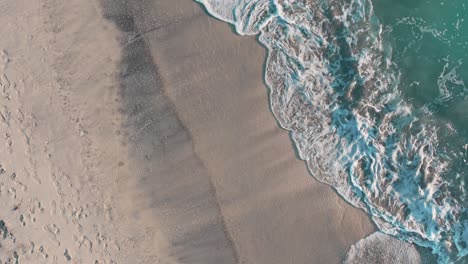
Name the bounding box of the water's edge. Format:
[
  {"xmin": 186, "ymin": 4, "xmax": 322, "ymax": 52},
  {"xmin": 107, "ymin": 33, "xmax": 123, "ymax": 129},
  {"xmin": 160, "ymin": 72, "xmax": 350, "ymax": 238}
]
[{"xmin": 194, "ymin": 1, "xmax": 468, "ymax": 263}]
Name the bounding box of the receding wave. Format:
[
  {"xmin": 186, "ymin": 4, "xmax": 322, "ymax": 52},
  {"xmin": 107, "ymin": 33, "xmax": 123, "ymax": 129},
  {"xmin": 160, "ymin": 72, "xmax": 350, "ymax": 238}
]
[{"xmin": 195, "ymin": 0, "xmax": 468, "ymax": 263}]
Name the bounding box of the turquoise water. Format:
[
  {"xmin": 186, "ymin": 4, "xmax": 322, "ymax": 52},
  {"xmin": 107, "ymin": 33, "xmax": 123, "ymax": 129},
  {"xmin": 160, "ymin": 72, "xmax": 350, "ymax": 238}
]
[
  {"xmin": 195, "ymin": 0, "xmax": 468, "ymax": 263},
  {"xmin": 375, "ymin": 0, "xmax": 468, "ymax": 137}
]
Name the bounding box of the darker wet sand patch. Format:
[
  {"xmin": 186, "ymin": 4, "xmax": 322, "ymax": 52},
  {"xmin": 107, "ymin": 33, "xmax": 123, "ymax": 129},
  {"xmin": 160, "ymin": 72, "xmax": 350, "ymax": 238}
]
[{"xmin": 99, "ymin": 1, "xmax": 239, "ymax": 263}]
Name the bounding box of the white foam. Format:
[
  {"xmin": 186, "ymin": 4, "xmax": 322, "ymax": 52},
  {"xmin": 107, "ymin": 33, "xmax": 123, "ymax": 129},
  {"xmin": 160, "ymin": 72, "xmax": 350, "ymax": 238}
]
[
  {"xmin": 196, "ymin": 0, "xmax": 467, "ymax": 262},
  {"xmin": 344, "ymin": 232, "xmax": 421, "ymax": 264}
]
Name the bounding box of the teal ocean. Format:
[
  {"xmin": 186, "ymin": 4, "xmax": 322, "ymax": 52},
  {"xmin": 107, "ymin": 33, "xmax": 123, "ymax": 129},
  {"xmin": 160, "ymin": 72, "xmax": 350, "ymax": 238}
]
[{"xmin": 196, "ymin": 0, "xmax": 468, "ymax": 263}]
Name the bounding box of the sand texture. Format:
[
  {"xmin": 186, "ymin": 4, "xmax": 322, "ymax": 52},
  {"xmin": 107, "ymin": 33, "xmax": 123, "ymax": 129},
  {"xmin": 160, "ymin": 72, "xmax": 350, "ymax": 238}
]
[{"xmin": 0, "ymin": 0, "xmax": 375, "ymax": 263}]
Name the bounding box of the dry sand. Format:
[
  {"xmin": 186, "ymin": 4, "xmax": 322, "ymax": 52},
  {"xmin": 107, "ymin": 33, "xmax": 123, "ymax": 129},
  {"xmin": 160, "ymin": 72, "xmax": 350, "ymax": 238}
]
[
  {"xmin": 0, "ymin": 0, "xmax": 170, "ymax": 262},
  {"xmin": 0, "ymin": 0, "xmax": 375, "ymax": 263}
]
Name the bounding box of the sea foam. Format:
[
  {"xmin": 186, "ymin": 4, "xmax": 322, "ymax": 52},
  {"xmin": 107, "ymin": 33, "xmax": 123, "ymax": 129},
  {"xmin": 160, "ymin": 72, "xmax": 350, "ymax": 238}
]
[
  {"xmin": 195, "ymin": 0, "xmax": 468, "ymax": 263},
  {"xmin": 344, "ymin": 232, "xmax": 421, "ymax": 264}
]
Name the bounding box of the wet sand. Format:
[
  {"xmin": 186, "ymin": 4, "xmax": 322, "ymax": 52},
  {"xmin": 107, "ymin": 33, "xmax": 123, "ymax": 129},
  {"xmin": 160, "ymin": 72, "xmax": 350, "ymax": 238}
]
[{"xmin": 118, "ymin": 0, "xmax": 375, "ymax": 263}]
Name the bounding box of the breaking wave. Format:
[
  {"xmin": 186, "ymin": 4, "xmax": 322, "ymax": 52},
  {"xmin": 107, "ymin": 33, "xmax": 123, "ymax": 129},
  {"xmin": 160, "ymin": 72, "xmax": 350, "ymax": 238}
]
[{"xmin": 195, "ymin": 0, "xmax": 468, "ymax": 263}]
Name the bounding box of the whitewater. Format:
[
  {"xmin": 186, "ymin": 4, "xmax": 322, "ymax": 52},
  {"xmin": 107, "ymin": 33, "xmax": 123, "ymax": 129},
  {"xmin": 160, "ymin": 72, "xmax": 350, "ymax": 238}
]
[{"xmin": 195, "ymin": 0, "xmax": 468, "ymax": 263}]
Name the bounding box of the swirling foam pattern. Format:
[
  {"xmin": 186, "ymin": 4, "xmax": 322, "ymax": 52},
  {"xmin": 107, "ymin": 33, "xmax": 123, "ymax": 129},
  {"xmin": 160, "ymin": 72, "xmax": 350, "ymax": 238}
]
[{"xmin": 195, "ymin": 0, "xmax": 468, "ymax": 262}]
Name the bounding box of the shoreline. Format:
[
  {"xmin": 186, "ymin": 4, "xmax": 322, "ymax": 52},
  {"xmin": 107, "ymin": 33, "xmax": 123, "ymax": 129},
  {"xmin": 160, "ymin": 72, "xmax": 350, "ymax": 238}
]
[{"xmin": 131, "ymin": 0, "xmax": 376, "ymax": 263}]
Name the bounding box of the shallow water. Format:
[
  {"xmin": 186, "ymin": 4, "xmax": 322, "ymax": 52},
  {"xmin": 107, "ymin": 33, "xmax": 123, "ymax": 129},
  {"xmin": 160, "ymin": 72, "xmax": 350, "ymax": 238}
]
[{"xmin": 195, "ymin": 0, "xmax": 468, "ymax": 263}]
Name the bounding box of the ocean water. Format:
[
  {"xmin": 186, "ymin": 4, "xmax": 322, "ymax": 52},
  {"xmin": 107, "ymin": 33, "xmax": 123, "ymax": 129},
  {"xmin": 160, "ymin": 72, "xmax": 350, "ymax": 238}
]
[{"xmin": 195, "ymin": 0, "xmax": 468, "ymax": 263}]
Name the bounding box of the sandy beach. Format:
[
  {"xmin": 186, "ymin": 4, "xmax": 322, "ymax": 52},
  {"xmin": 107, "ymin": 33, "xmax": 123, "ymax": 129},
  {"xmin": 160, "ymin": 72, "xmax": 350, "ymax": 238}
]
[
  {"xmin": 106, "ymin": 0, "xmax": 376, "ymax": 263},
  {"xmin": 0, "ymin": 0, "xmax": 377, "ymax": 263}
]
